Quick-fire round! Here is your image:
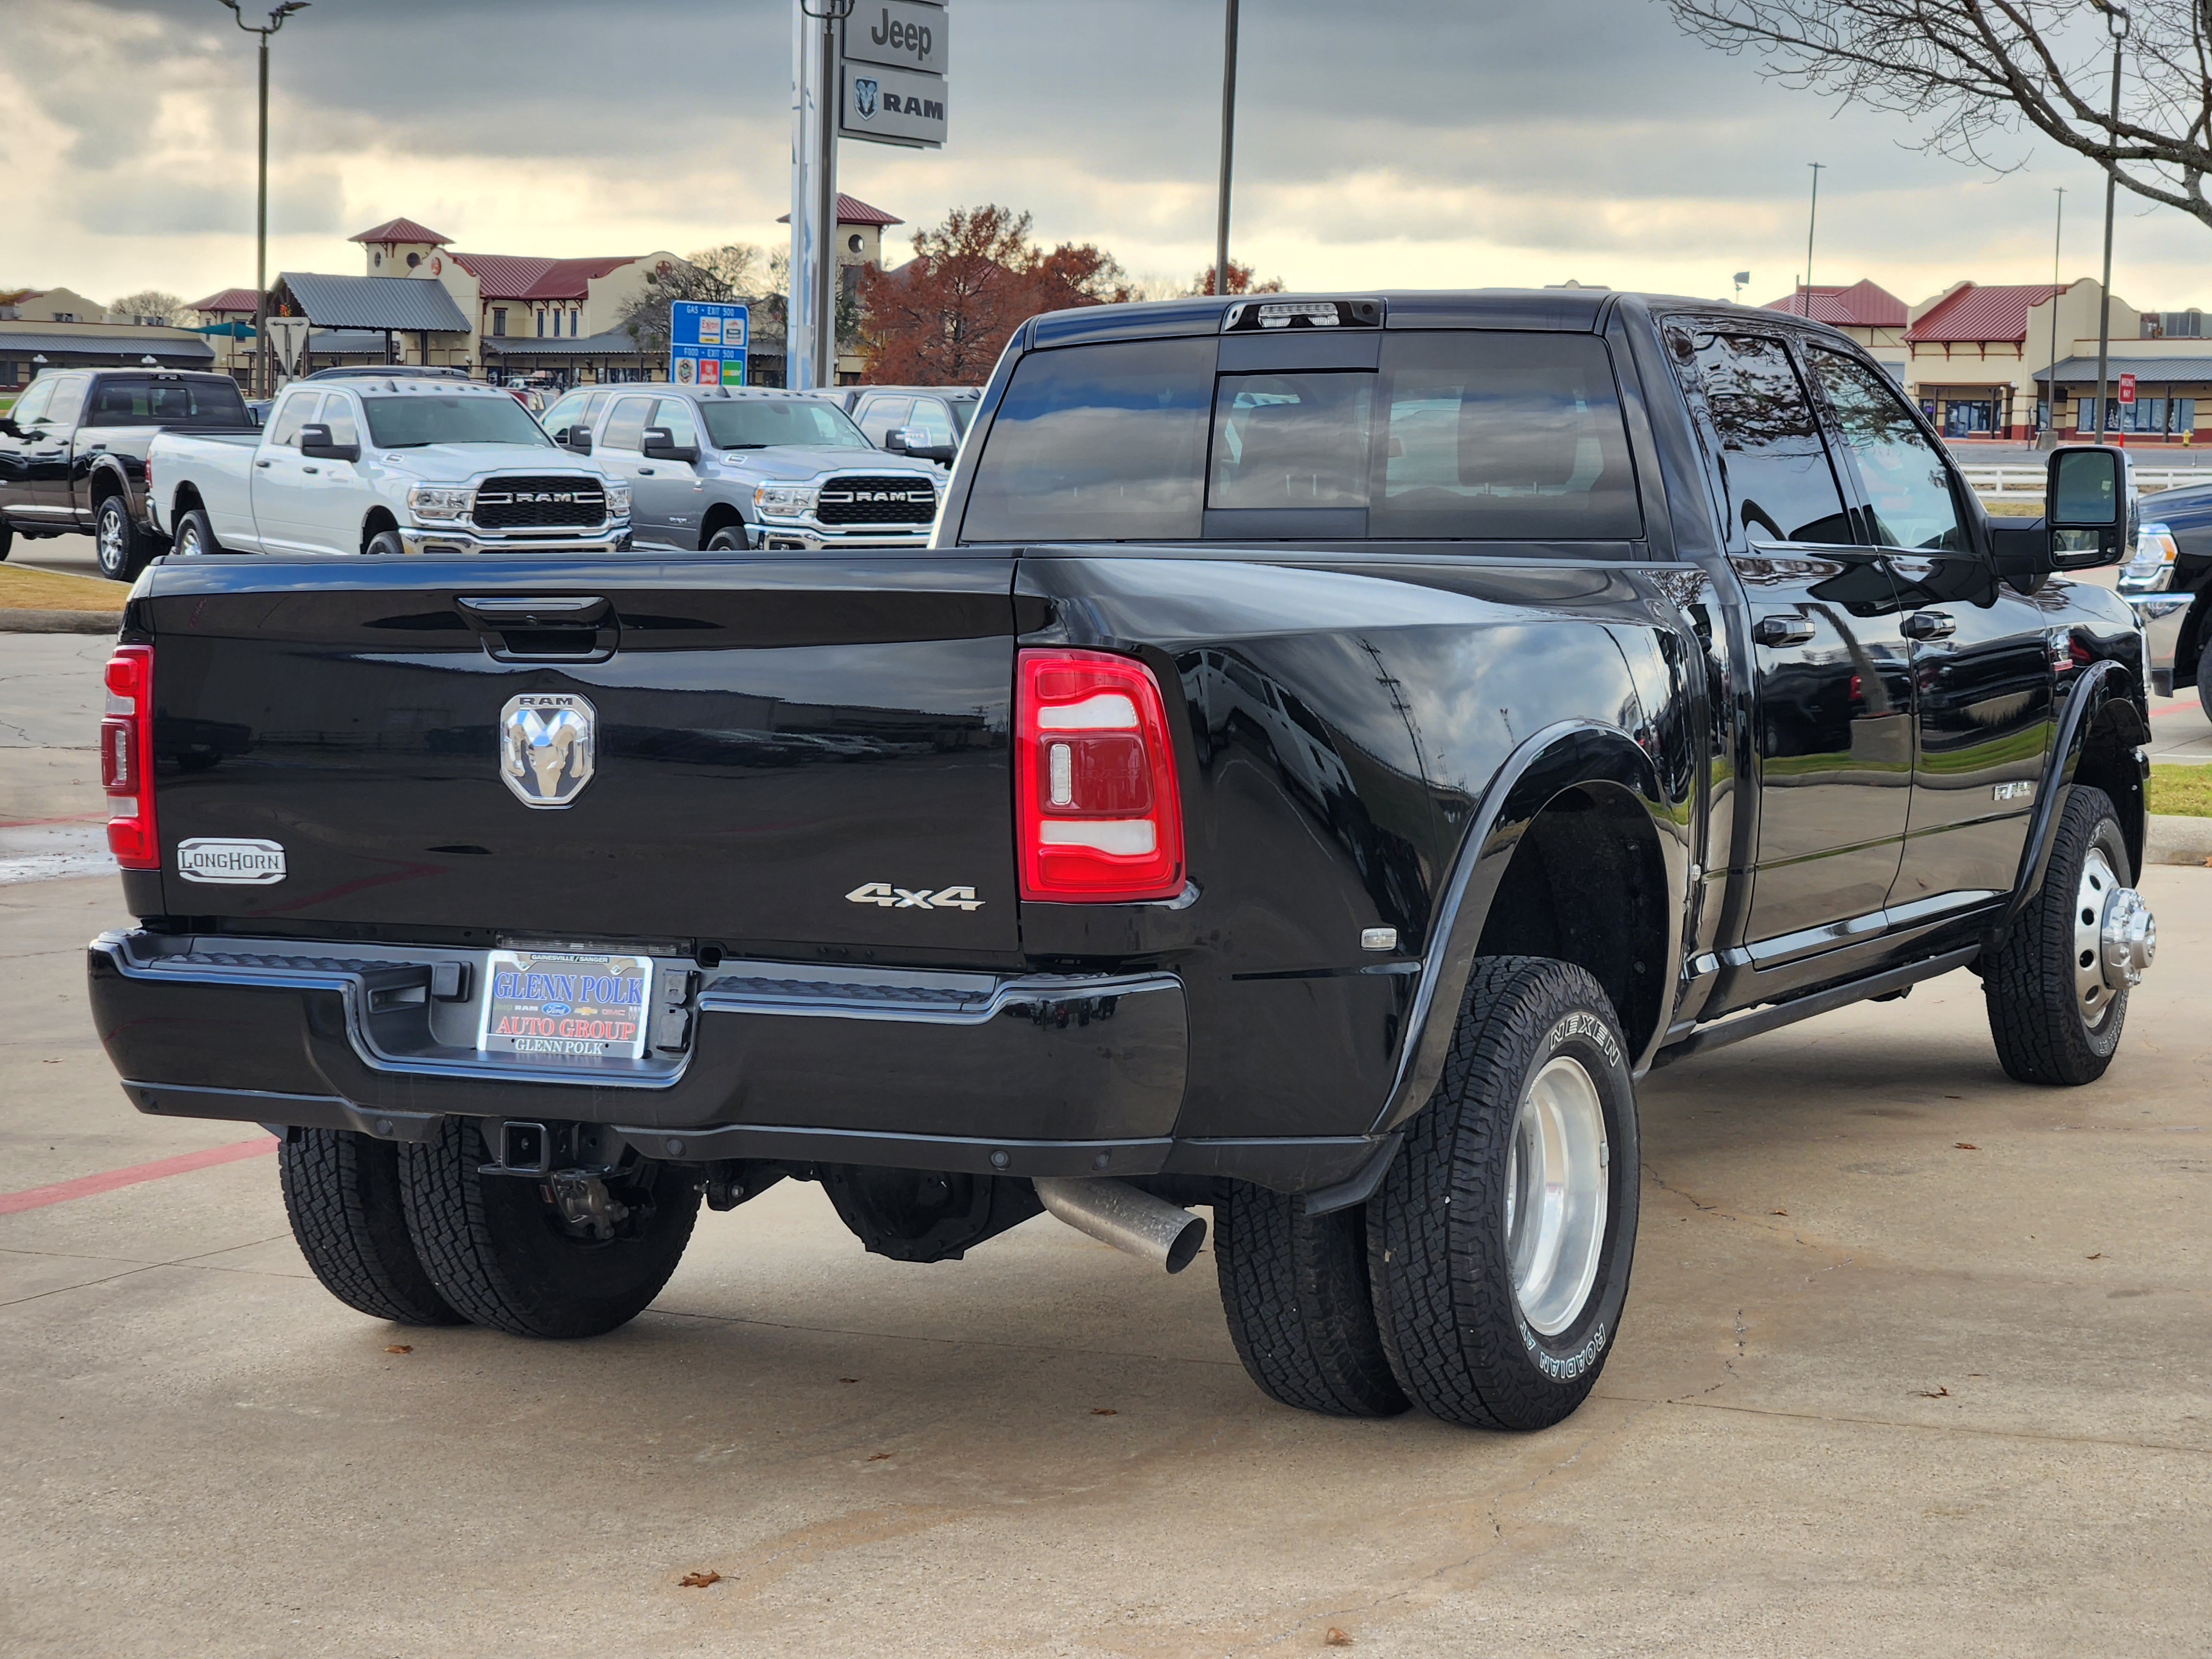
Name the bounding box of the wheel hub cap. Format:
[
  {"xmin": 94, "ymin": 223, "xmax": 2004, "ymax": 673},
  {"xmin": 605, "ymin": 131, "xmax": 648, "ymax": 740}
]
[
  {"xmin": 1503, "ymin": 1055, "xmax": 1609, "ymax": 1337},
  {"xmin": 2074, "ymin": 848, "xmax": 2154, "ymax": 1015}
]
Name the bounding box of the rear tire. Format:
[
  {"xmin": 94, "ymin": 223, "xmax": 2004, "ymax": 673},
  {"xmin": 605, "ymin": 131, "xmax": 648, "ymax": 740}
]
[
  {"xmin": 0, "ymin": 517, "xmax": 13, "ymax": 561},
  {"xmin": 173, "ymin": 508, "xmax": 220, "ymax": 557},
  {"xmin": 2196, "ymin": 636, "xmax": 2212, "ymax": 727},
  {"xmin": 93, "ymin": 493, "xmax": 150, "ymax": 581},
  {"xmin": 1216, "ymin": 1181, "xmax": 1408, "ymax": 1417},
  {"xmin": 278, "ymin": 1128, "xmax": 463, "ymax": 1326},
  {"xmin": 399, "ymin": 1119, "xmax": 700, "ymax": 1339},
  {"xmin": 1984, "ymin": 785, "xmax": 2142, "ymax": 1084},
  {"xmin": 1368, "ymin": 957, "xmax": 1640, "ymax": 1431}
]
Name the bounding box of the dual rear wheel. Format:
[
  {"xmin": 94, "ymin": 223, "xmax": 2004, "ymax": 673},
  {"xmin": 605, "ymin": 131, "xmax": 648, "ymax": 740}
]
[
  {"xmin": 1217, "ymin": 956, "xmax": 1640, "ymax": 1431},
  {"xmin": 279, "ymin": 1120, "xmax": 698, "ymax": 1339}
]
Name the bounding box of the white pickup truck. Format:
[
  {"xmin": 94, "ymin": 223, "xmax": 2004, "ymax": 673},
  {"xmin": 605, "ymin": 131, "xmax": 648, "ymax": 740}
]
[{"xmin": 147, "ymin": 378, "xmax": 631, "ymax": 558}]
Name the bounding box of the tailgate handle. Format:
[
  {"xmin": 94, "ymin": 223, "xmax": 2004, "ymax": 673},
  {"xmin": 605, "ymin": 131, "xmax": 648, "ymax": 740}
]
[{"xmin": 456, "ymin": 594, "xmax": 618, "ymax": 662}]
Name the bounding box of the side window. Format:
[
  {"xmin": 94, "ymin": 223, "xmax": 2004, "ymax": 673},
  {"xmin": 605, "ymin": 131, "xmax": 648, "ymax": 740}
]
[
  {"xmin": 45, "ymin": 375, "xmax": 90, "ymax": 427},
  {"xmin": 1682, "ymin": 333, "xmax": 1852, "ymax": 546},
  {"xmin": 10, "ymin": 378, "xmax": 56, "ymax": 427},
  {"xmin": 268, "ymin": 392, "xmax": 322, "ymax": 448},
  {"xmin": 602, "ymin": 396, "xmax": 652, "ymax": 451},
  {"xmin": 653, "ymin": 398, "xmax": 699, "ymax": 448},
  {"xmin": 909, "ymin": 397, "xmax": 957, "ymax": 447},
  {"xmin": 542, "ymin": 391, "xmax": 589, "ymax": 441},
  {"xmin": 856, "ymin": 396, "xmax": 910, "ymax": 444},
  {"xmin": 320, "ymin": 393, "xmax": 359, "ymax": 447},
  {"xmin": 1809, "ymin": 349, "xmax": 1964, "ymax": 552}
]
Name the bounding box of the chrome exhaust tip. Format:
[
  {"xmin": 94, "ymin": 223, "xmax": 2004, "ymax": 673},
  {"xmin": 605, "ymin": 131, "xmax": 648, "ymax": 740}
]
[{"xmin": 1033, "ymin": 1177, "xmax": 1207, "ymax": 1275}]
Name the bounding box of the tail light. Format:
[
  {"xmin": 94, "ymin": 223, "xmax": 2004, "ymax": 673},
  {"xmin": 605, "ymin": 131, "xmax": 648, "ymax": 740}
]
[
  {"xmin": 101, "ymin": 644, "xmax": 158, "ymax": 869},
  {"xmin": 1015, "ymin": 648, "xmax": 1186, "ymax": 901}
]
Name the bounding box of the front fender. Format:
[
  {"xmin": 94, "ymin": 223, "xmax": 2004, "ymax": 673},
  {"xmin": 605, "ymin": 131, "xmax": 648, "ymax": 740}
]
[{"xmin": 1369, "ymin": 720, "xmax": 1681, "ymax": 1135}]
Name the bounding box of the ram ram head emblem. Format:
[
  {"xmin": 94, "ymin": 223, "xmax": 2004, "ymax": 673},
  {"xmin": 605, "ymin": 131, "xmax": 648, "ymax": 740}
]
[{"xmin": 499, "ymin": 693, "xmax": 596, "ymax": 809}]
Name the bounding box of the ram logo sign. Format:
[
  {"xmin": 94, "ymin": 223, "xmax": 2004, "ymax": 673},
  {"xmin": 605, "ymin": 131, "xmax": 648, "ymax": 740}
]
[{"xmin": 499, "ymin": 693, "xmax": 597, "ymax": 809}]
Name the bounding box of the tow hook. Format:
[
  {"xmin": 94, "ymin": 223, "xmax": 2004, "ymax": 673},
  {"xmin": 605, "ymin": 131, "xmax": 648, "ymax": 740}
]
[{"xmin": 549, "ymin": 1170, "xmax": 630, "ymax": 1241}]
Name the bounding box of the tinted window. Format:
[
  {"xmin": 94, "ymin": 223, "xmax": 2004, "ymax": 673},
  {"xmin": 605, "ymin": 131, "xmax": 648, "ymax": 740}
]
[
  {"xmin": 1211, "ymin": 372, "xmax": 1373, "ymax": 509},
  {"xmin": 85, "ymin": 375, "xmax": 250, "ymax": 428},
  {"xmin": 1372, "ymin": 332, "xmax": 1640, "ymax": 539},
  {"xmin": 947, "ymin": 398, "xmax": 977, "ymax": 436},
  {"xmin": 541, "ymin": 390, "xmax": 590, "ymax": 441},
  {"xmin": 907, "ymin": 398, "xmax": 958, "ymax": 447},
  {"xmin": 1809, "ymin": 349, "xmax": 1964, "ymax": 551},
  {"xmin": 696, "ymin": 398, "xmax": 873, "ymax": 450},
  {"xmin": 269, "ymin": 391, "xmax": 321, "ymax": 447},
  {"xmin": 653, "ymin": 398, "xmax": 700, "ymax": 448},
  {"xmin": 602, "ymin": 397, "xmax": 651, "ymax": 451},
  {"xmin": 1685, "ymin": 333, "xmax": 1851, "ymax": 545},
  {"xmin": 963, "ymin": 337, "xmax": 1215, "ymax": 541},
  {"xmin": 361, "ymin": 393, "xmax": 552, "ymax": 448}
]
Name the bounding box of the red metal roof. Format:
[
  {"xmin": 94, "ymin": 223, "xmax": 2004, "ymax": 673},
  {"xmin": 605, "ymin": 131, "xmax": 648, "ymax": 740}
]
[
  {"xmin": 1905, "ymin": 283, "xmax": 2058, "ymax": 345},
  {"xmin": 187, "ymin": 287, "xmax": 260, "ymax": 315},
  {"xmin": 446, "ymin": 253, "xmax": 639, "ymax": 302},
  {"xmin": 349, "ymin": 217, "xmax": 453, "ymax": 247},
  {"xmin": 1761, "ymin": 278, "xmax": 1907, "ymax": 328},
  {"xmin": 775, "ymin": 192, "xmax": 905, "ymax": 228}
]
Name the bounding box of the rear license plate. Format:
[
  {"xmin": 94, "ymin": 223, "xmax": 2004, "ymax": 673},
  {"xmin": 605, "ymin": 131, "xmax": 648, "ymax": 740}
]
[{"xmin": 477, "ymin": 951, "xmax": 651, "ymax": 1062}]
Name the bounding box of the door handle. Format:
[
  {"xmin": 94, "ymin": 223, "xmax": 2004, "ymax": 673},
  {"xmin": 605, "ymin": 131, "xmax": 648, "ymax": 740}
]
[
  {"xmin": 301, "ymin": 465, "xmax": 319, "ymax": 474},
  {"xmin": 255, "ymin": 459, "xmax": 273, "ymax": 468},
  {"xmin": 638, "ymin": 467, "xmax": 656, "ymax": 475},
  {"xmin": 1902, "ymin": 611, "xmax": 1957, "ymax": 641},
  {"xmin": 1754, "ymin": 613, "xmax": 1816, "ymax": 647}
]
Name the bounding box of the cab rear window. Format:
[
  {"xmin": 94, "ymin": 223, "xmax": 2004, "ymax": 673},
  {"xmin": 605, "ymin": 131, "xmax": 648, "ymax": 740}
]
[
  {"xmin": 86, "ymin": 375, "xmax": 251, "ymax": 428},
  {"xmin": 960, "ymin": 331, "xmax": 1641, "ymax": 543}
]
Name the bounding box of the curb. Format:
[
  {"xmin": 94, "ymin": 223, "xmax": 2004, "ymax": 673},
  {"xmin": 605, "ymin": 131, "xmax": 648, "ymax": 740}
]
[
  {"xmin": 2146, "ymin": 812, "xmax": 2212, "ymax": 867},
  {"xmin": 0, "ymin": 609, "xmax": 122, "ymax": 635}
]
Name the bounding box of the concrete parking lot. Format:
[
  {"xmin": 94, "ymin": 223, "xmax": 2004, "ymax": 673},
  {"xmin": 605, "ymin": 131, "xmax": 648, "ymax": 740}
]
[{"xmin": 4, "ymin": 570, "xmax": 2209, "ymax": 1656}]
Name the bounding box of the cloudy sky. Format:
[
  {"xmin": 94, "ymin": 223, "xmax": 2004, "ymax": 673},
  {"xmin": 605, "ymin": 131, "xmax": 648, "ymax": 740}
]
[{"xmin": 8, "ymin": 0, "xmax": 2211, "ymax": 315}]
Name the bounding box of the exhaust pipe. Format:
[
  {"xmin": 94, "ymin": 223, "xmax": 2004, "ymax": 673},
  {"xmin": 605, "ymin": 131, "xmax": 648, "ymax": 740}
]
[{"xmin": 1033, "ymin": 1177, "xmax": 1207, "ymax": 1274}]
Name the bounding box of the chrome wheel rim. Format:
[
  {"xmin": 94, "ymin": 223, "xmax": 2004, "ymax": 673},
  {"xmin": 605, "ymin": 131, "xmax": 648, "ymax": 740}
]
[
  {"xmin": 177, "ymin": 521, "xmax": 202, "ymax": 557},
  {"xmin": 97, "ymin": 504, "xmax": 126, "ymax": 572},
  {"xmin": 2075, "ymin": 846, "xmax": 2154, "ymax": 1024},
  {"xmin": 1504, "ymin": 1054, "xmax": 1609, "ymax": 1337}
]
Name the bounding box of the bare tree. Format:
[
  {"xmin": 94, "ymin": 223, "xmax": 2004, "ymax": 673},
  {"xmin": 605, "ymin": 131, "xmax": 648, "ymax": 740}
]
[
  {"xmin": 1663, "ymin": 0, "xmax": 2212, "ymax": 229},
  {"xmin": 617, "ymin": 245, "xmax": 761, "ymax": 357},
  {"xmin": 111, "ymin": 289, "xmax": 186, "ymax": 325}
]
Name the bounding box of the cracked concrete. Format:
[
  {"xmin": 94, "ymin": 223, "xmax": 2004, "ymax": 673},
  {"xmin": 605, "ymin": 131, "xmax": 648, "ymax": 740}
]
[{"xmin": 0, "ymin": 601, "xmax": 2205, "ymax": 1652}]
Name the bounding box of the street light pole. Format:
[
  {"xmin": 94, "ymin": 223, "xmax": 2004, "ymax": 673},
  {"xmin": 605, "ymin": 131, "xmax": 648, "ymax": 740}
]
[
  {"xmin": 1215, "ymin": 0, "xmax": 1240, "ymax": 296},
  {"xmin": 218, "ymin": 2, "xmax": 309, "ymax": 400},
  {"xmin": 2094, "ymin": 2, "xmax": 2130, "ymax": 442},
  {"xmin": 1801, "ymin": 162, "xmax": 1824, "ymax": 316},
  {"xmin": 2048, "ymin": 187, "xmax": 2064, "ymax": 437}
]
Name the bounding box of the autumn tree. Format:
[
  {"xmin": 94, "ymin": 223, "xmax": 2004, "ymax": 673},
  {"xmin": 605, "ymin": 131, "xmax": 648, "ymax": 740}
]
[
  {"xmin": 856, "ymin": 205, "xmax": 1136, "ymax": 385},
  {"xmin": 1186, "ymin": 260, "xmax": 1284, "ymax": 296},
  {"xmin": 1666, "ymin": 0, "xmax": 2212, "ymax": 231}
]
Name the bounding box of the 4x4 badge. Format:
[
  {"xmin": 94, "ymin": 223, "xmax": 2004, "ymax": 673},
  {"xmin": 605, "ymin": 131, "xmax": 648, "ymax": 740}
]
[{"xmin": 845, "ymin": 882, "xmax": 984, "ymax": 911}]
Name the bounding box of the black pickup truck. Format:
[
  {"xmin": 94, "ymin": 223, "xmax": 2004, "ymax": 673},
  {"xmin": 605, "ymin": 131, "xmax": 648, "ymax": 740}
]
[
  {"xmin": 0, "ymin": 367, "xmax": 254, "ymax": 579},
  {"xmin": 86, "ymin": 290, "xmax": 2157, "ymax": 1432}
]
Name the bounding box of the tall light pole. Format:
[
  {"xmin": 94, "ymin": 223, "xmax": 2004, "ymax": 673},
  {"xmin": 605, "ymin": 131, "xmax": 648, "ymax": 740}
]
[
  {"xmin": 1801, "ymin": 162, "xmax": 1825, "ymax": 316},
  {"xmin": 2094, "ymin": 2, "xmax": 2130, "ymax": 442},
  {"xmin": 218, "ymin": 1, "xmax": 309, "ymax": 399},
  {"xmin": 1214, "ymin": 0, "xmax": 1240, "ymax": 296},
  {"xmin": 2047, "ymin": 187, "xmax": 2064, "ymax": 436}
]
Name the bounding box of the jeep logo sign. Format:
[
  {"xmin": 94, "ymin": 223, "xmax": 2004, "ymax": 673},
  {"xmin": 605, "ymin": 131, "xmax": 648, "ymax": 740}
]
[
  {"xmin": 838, "ymin": 17, "xmax": 947, "ymax": 150},
  {"xmin": 844, "ymin": 0, "xmax": 947, "ymax": 76}
]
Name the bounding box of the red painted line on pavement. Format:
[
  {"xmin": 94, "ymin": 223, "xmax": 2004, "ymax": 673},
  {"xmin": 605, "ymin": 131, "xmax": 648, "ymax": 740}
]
[
  {"xmin": 0, "ymin": 813, "xmax": 106, "ymax": 828},
  {"xmin": 0, "ymin": 1136, "xmax": 276, "ymax": 1216}
]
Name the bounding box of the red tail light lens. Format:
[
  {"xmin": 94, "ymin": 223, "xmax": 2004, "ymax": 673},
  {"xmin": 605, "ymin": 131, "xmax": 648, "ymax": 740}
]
[
  {"xmin": 1015, "ymin": 648, "xmax": 1186, "ymax": 901},
  {"xmin": 101, "ymin": 645, "xmax": 158, "ymax": 870}
]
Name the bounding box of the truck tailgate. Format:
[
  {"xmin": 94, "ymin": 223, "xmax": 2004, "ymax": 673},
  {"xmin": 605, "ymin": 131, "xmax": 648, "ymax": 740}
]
[{"xmin": 139, "ymin": 556, "xmax": 1021, "ymax": 959}]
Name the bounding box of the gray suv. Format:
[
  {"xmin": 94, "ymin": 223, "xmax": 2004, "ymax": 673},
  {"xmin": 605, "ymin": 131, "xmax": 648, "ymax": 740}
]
[{"xmin": 541, "ymin": 384, "xmax": 945, "ymax": 551}]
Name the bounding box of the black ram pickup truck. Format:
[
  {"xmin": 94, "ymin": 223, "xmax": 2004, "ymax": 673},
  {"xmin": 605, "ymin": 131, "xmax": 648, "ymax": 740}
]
[
  {"xmin": 86, "ymin": 290, "xmax": 2157, "ymax": 1432},
  {"xmin": 0, "ymin": 367, "xmax": 255, "ymax": 579}
]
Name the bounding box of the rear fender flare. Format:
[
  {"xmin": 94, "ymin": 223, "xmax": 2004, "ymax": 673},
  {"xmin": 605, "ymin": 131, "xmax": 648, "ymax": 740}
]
[
  {"xmin": 85, "ymin": 454, "xmax": 137, "ymax": 517},
  {"xmin": 2001, "ymin": 660, "xmax": 2150, "ymax": 930},
  {"xmin": 1369, "ymin": 721, "xmax": 1682, "ymax": 1136}
]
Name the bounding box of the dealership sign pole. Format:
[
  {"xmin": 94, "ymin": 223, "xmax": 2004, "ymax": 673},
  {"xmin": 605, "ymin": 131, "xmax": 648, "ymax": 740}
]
[{"xmin": 789, "ymin": 0, "xmax": 847, "ymax": 392}]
